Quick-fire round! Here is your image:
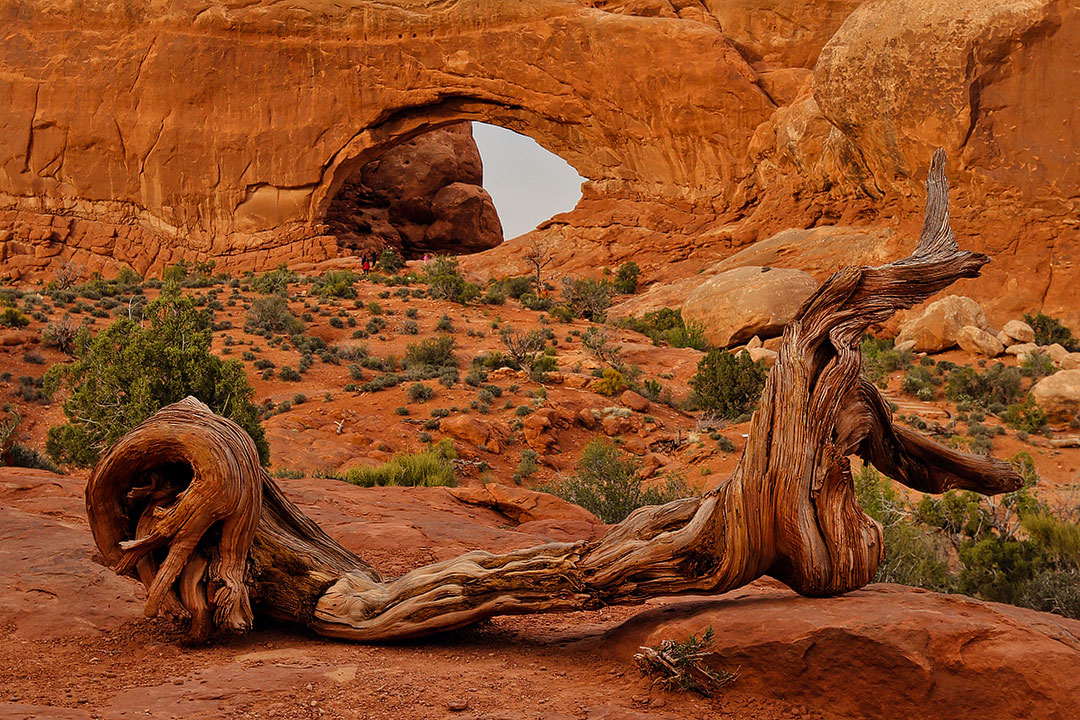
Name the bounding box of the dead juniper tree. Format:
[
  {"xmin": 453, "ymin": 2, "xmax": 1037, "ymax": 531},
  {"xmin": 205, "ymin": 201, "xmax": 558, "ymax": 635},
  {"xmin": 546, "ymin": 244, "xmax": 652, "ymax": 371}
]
[{"xmin": 85, "ymin": 150, "xmax": 1021, "ymax": 642}]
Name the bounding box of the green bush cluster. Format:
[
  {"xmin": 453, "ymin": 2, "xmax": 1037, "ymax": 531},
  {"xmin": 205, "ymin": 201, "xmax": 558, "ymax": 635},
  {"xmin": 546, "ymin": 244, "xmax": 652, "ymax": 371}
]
[
  {"xmin": 860, "ymin": 335, "xmax": 913, "ymax": 388},
  {"xmin": 312, "ymin": 270, "xmax": 359, "ymax": 299},
  {"xmin": 423, "ymin": 256, "xmax": 480, "ymax": 303},
  {"xmin": 560, "ymin": 276, "xmax": 613, "ymax": 322},
  {"xmin": 1023, "ymin": 311, "xmax": 1079, "ymax": 351},
  {"xmin": 340, "ymin": 439, "xmax": 457, "ymax": 487},
  {"xmin": 252, "ymin": 264, "xmax": 298, "ymax": 295},
  {"xmin": 614, "ymin": 261, "xmax": 641, "ymax": 294},
  {"xmin": 618, "ymin": 308, "xmax": 709, "ymax": 351},
  {"xmin": 855, "ymin": 457, "xmax": 1080, "ymax": 619},
  {"xmin": 44, "ymin": 287, "xmax": 268, "ymax": 466},
  {"xmin": 378, "ymin": 247, "xmax": 406, "ymax": 274},
  {"xmin": 690, "ymin": 349, "xmax": 768, "ymax": 419},
  {"xmin": 542, "ymin": 438, "xmax": 691, "ymax": 523}
]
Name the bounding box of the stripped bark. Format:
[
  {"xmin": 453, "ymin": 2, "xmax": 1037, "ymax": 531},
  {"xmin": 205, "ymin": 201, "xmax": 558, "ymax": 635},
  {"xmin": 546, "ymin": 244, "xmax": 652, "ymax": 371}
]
[{"xmin": 86, "ymin": 150, "xmax": 1021, "ymax": 642}]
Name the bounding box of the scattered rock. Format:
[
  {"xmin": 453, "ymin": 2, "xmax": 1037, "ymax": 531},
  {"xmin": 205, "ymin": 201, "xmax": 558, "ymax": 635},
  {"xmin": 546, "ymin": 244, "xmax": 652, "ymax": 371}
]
[
  {"xmin": 956, "ymin": 325, "xmax": 1003, "ymax": 358},
  {"xmin": 681, "ymin": 266, "xmax": 818, "ymax": 348},
  {"xmin": 577, "ymin": 407, "xmax": 598, "ymax": 429},
  {"xmin": 746, "ymin": 347, "xmax": 778, "ymax": 367},
  {"xmin": 1005, "ymin": 342, "xmax": 1039, "ymax": 357},
  {"xmin": 1031, "ymin": 370, "xmax": 1080, "ymax": 423},
  {"xmin": 441, "ymin": 415, "xmax": 502, "ymax": 453},
  {"xmin": 1046, "ymin": 343, "xmax": 1070, "ymax": 366},
  {"xmin": 1002, "ymin": 319, "xmax": 1036, "ymax": 344},
  {"xmin": 895, "ymin": 295, "xmax": 987, "ymax": 353},
  {"xmin": 620, "ymin": 390, "xmax": 650, "ymax": 413}
]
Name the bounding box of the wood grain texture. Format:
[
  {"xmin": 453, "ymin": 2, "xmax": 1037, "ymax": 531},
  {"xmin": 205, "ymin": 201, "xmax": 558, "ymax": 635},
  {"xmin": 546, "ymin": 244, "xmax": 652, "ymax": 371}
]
[{"xmin": 85, "ymin": 150, "xmax": 1022, "ymax": 643}]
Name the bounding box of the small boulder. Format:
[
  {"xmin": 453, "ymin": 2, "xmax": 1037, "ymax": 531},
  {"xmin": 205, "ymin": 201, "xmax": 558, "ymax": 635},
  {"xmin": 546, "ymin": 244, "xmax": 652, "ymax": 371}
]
[
  {"xmin": 1002, "ymin": 319, "xmax": 1036, "ymax": 344},
  {"xmin": 1061, "ymin": 352, "xmax": 1080, "ymax": 371},
  {"xmin": 1046, "ymin": 343, "xmax": 1070, "ymax": 366},
  {"xmin": 894, "ymin": 339, "xmax": 917, "ymax": 354},
  {"xmin": 1031, "ymin": 370, "xmax": 1080, "ymax": 423},
  {"xmin": 1005, "ymin": 342, "xmax": 1039, "ymax": 357},
  {"xmin": 441, "ymin": 415, "xmax": 501, "ymax": 453},
  {"xmin": 746, "ymin": 347, "xmax": 778, "ymax": 367},
  {"xmin": 895, "ymin": 295, "xmax": 987, "ymax": 353},
  {"xmin": 620, "ymin": 390, "xmax": 651, "ymax": 413},
  {"xmin": 681, "ymin": 266, "xmax": 818, "ymax": 348},
  {"xmin": 996, "ymin": 330, "xmax": 1015, "ymax": 348},
  {"xmin": 957, "ymin": 325, "xmax": 1003, "ymax": 358}
]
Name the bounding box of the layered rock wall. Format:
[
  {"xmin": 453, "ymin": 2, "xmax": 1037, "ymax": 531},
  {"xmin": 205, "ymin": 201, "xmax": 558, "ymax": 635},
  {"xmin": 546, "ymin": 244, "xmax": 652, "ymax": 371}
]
[{"xmin": 1, "ymin": 0, "xmax": 1078, "ymax": 324}]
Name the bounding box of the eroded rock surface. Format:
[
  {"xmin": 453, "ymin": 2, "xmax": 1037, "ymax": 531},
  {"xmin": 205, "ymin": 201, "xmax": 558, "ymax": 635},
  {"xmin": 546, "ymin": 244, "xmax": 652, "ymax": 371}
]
[{"xmin": 324, "ymin": 123, "xmax": 502, "ymax": 259}]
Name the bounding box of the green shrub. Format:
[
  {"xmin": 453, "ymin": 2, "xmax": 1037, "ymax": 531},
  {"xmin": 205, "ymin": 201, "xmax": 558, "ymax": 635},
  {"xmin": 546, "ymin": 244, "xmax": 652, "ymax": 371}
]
[
  {"xmin": 405, "ymin": 335, "xmax": 457, "ymax": 369},
  {"xmin": 1020, "ymin": 350, "xmax": 1057, "ymax": 379},
  {"xmin": 596, "ymin": 368, "xmax": 628, "ymax": 396},
  {"xmin": 618, "ymin": 308, "xmax": 709, "ymax": 351},
  {"xmin": 854, "ymin": 457, "xmax": 1080, "ymax": 619},
  {"xmin": 943, "ymin": 363, "xmax": 1024, "ymax": 408},
  {"xmin": 861, "ymin": 335, "xmax": 913, "ymax": 388},
  {"xmin": 247, "ymin": 296, "xmax": 304, "ymax": 335},
  {"xmin": 44, "ymin": 287, "xmax": 268, "ymax": 466},
  {"xmin": 0, "ymin": 306, "xmax": 30, "ymax": 328},
  {"xmin": 341, "ymin": 439, "xmax": 457, "ymax": 487},
  {"xmin": 279, "ymin": 366, "xmax": 301, "ymax": 381},
  {"xmin": 560, "ymin": 276, "xmax": 613, "ymax": 322},
  {"xmin": 519, "ymin": 292, "xmax": 553, "ymax": 312},
  {"xmin": 408, "ymin": 382, "xmax": 435, "ymax": 403},
  {"xmin": 378, "ymin": 247, "xmax": 406, "ymax": 274},
  {"xmin": 252, "ymin": 264, "xmax": 298, "ymax": 295},
  {"xmin": 690, "ymin": 350, "xmax": 768, "ymax": 419},
  {"xmin": 1023, "ymin": 311, "xmax": 1079, "ymax": 351},
  {"xmin": 494, "ymin": 276, "xmax": 534, "ymax": 300},
  {"xmin": 424, "ymin": 256, "xmax": 479, "ymax": 303},
  {"xmin": 513, "ymin": 449, "xmax": 540, "ymax": 485},
  {"xmin": 614, "ymin": 261, "xmax": 641, "ymax": 294},
  {"xmin": 542, "ymin": 438, "xmax": 691, "ymax": 523},
  {"xmin": 1002, "ymin": 395, "xmax": 1049, "ymax": 434},
  {"xmin": 312, "ymin": 270, "xmax": 359, "ymax": 299},
  {"xmin": 900, "ymin": 365, "xmax": 941, "ymax": 401}
]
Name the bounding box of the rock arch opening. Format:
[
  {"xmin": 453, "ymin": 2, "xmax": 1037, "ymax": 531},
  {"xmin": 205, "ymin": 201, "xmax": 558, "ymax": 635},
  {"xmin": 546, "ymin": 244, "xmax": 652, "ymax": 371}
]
[
  {"xmin": 320, "ymin": 119, "xmax": 585, "ymax": 260},
  {"xmin": 471, "ymin": 122, "xmax": 584, "ymax": 240}
]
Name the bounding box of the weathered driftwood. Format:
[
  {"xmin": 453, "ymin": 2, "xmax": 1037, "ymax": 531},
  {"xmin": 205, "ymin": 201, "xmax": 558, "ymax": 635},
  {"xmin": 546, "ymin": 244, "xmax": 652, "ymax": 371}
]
[{"xmin": 86, "ymin": 150, "xmax": 1021, "ymax": 642}]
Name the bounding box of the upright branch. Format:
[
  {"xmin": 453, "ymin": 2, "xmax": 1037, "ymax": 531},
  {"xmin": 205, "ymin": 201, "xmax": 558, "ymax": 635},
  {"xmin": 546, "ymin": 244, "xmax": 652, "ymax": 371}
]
[{"xmin": 85, "ymin": 150, "xmax": 1021, "ymax": 643}]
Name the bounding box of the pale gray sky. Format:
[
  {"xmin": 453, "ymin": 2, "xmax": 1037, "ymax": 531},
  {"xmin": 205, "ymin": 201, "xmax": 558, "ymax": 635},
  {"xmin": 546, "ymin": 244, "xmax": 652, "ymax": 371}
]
[{"xmin": 472, "ymin": 122, "xmax": 584, "ymax": 241}]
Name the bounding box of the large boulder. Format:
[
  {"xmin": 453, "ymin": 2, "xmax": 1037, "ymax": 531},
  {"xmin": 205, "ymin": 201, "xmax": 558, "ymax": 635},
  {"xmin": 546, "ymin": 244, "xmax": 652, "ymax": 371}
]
[
  {"xmin": 681, "ymin": 266, "xmax": 818, "ymax": 347},
  {"xmin": 1031, "ymin": 369, "xmax": 1080, "ymax": 423},
  {"xmin": 1002, "ymin": 319, "xmax": 1036, "ymax": 344},
  {"xmin": 896, "ymin": 295, "xmax": 988, "ymax": 353},
  {"xmin": 599, "ymin": 582, "xmax": 1080, "ymax": 720},
  {"xmin": 324, "ymin": 124, "xmax": 502, "ymax": 258},
  {"xmin": 957, "ymin": 324, "xmax": 1004, "ymax": 358}
]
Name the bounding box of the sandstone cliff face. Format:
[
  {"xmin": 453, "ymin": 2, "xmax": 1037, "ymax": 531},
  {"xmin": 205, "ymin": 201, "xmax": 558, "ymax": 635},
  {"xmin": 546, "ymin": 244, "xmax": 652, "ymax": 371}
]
[
  {"xmin": 0, "ymin": 0, "xmax": 772, "ymax": 277},
  {"xmin": 324, "ymin": 123, "xmax": 502, "ymax": 259},
  {"xmin": 1, "ymin": 0, "xmax": 1078, "ymax": 326}
]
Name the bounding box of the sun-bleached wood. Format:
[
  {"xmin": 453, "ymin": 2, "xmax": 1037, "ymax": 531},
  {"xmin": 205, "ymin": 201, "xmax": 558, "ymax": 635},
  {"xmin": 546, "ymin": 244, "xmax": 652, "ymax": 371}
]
[{"xmin": 85, "ymin": 149, "xmax": 1022, "ymax": 642}]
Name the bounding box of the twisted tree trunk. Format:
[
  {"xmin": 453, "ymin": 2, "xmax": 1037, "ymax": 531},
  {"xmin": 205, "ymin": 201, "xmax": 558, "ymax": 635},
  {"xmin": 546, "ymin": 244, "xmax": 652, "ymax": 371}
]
[{"xmin": 86, "ymin": 150, "xmax": 1022, "ymax": 643}]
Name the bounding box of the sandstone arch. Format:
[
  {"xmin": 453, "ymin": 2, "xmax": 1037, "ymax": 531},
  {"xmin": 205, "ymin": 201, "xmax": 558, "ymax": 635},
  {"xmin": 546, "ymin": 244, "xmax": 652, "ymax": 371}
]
[
  {"xmin": 0, "ymin": 0, "xmax": 773, "ymax": 277},
  {"xmin": 84, "ymin": 151, "xmax": 1022, "ymax": 643}
]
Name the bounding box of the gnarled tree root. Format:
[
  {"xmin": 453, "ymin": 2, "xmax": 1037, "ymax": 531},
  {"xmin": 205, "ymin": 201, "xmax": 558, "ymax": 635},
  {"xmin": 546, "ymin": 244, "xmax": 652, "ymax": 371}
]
[{"xmin": 86, "ymin": 150, "xmax": 1021, "ymax": 643}]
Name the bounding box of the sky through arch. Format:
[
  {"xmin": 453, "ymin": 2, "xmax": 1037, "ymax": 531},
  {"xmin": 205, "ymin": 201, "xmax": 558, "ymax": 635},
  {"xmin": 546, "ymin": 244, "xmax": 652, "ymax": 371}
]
[{"xmin": 471, "ymin": 122, "xmax": 584, "ymax": 241}]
